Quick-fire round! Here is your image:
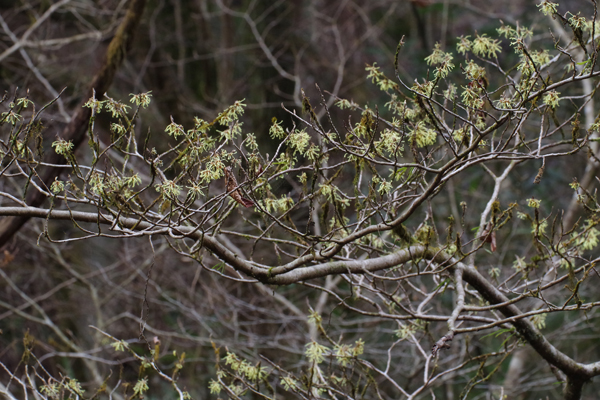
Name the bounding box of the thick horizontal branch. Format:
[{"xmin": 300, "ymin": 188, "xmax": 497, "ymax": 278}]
[
  {"xmin": 0, "ymin": 205, "xmax": 265, "ymax": 279},
  {"xmin": 2, "ymin": 205, "xmax": 600, "ymax": 385}
]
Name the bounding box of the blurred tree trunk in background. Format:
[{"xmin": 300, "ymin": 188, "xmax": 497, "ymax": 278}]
[{"xmin": 2, "ymin": 1, "xmax": 600, "ymax": 399}]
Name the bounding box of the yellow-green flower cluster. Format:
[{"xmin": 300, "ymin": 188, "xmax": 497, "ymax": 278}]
[
  {"xmin": 129, "ymin": 91, "xmax": 152, "ymax": 108},
  {"xmin": 274, "ymin": 152, "xmax": 296, "ymax": 172},
  {"xmin": 444, "ymin": 83, "xmax": 457, "ymax": 99},
  {"xmin": 373, "ymin": 176, "xmax": 392, "ymax": 195},
  {"xmin": 132, "ymin": 377, "xmax": 149, "ymax": 397},
  {"xmin": 376, "ymin": 128, "xmax": 404, "ymax": 156},
  {"xmin": 216, "ymin": 99, "xmax": 246, "ymax": 125},
  {"xmin": 569, "ymin": 13, "xmax": 586, "ymax": 29},
  {"xmin": 498, "ymin": 24, "xmax": 533, "ymax": 52},
  {"xmin": 385, "ymin": 95, "xmax": 415, "ymax": 118},
  {"xmin": 365, "ymin": 63, "xmax": 397, "ymax": 92},
  {"xmin": 335, "ymin": 98, "xmax": 359, "ymax": 110},
  {"xmin": 572, "ymin": 220, "xmax": 600, "ymax": 251},
  {"xmin": 1, "ymin": 109, "xmax": 23, "ymax": 125},
  {"xmin": 208, "ymin": 379, "xmax": 222, "ymax": 394},
  {"xmin": 305, "ymin": 341, "xmax": 329, "ymax": 364},
  {"xmin": 319, "ymin": 183, "xmax": 350, "ymax": 208},
  {"xmin": 261, "ymin": 196, "xmax": 294, "ymax": 214},
  {"xmin": 155, "ymin": 180, "xmax": 182, "ymax": 200},
  {"xmin": 41, "ymin": 383, "xmax": 59, "ymax": 397},
  {"xmin": 425, "ymin": 43, "xmax": 455, "ymax": 78},
  {"xmin": 269, "ymin": 118, "xmax": 286, "ymax": 139},
  {"xmin": 67, "ymin": 378, "xmax": 85, "ymax": 396},
  {"xmin": 527, "ymin": 197, "xmax": 541, "ymax": 208},
  {"xmin": 543, "ymin": 90, "xmax": 561, "ymax": 108},
  {"xmin": 411, "ymin": 80, "xmax": 435, "ymax": 97},
  {"xmin": 456, "ymin": 35, "xmax": 472, "ymax": 55},
  {"xmin": 165, "ymin": 120, "xmax": 185, "ymax": 139},
  {"xmin": 518, "ymin": 50, "xmax": 551, "ymax": 75},
  {"xmin": 110, "ymin": 339, "xmax": 129, "ymax": 352},
  {"xmin": 223, "ymin": 351, "xmax": 267, "ymax": 381},
  {"xmin": 305, "ymin": 144, "xmax": 320, "ymax": 162},
  {"xmin": 16, "ymin": 97, "xmax": 32, "ymax": 108},
  {"xmin": 537, "ymin": 1, "xmax": 558, "ymax": 16},
  {"xmin": 104, "ymin": 97, "xmax": 130, "ymax": 118},
  {"xmin": 50, "ymin": 178, "xmax": 65, "ymax": 194},
  {"xmin": 280, "ymin": 376, "xmax": 299, "ymax": 391},
  {"xmin": 464, "ymin": 60, "xmax": 486, "ymax": 82},
  {"xmin": 495, "ymin": 92, "xmax": 513, "ymax": 109},
  {"xmin": 199, "ymin": 154, "xmax": 225, "ymax": 183},
  {"xmin": 188, "ymin": 117, "xmax": 211, "ymax": 139},
  {"xmin": 219, "ymin": 121, "xmax": 243, "ymax": 141},
  {"xmin": 353, "ymin": 109, "xmax": 376, "ymax": 138},
  {"xmin": 410, "ymin": 121, "xmax": 437, "ymax": 147},
  {"xmin": 52, "ymin": 138, "xmax": 74, "ymax": 156},
  {"xmin": 395, "ymin": 323, "xmax": 417, "ymax": 339},
  {"xmin": 513, "ymin": 255, "xmax": 527, "ymax": 273},
  {"xmin": 289, "ymin": 129, "xmax": 311, "ymax": 155},
  {"xmin": 83, "ymin": 96, "xmax": 104, "ymax": 113},
  {"xmin": 244, "ymin": 133, "xmax": 258, "ymax": 151},
  {"xmin": 111, "ymin": 123, "xmax": 127, "ymax": 135},
  {"xmin": 461, "ymin": 86, "xmax": 484, "ymax": 109},
  {"xmin": 531, "ymin": 313, "xmax": 547, "ymax": 329},
  {"xmin": 469, "ymin": 34, "xmax": 502, "ymax": 58},
  {"xmin": 452, "ymin": 126, "xmax": 468, "ymax": 144},
  {"xmin": 334, "ymin": 339, "xmax": 364, "ymax": 367}
]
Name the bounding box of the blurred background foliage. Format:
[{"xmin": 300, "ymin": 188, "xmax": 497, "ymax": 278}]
[{"xmin": 1, "ymin": 0, "xmax": 600, "ymax": 399}]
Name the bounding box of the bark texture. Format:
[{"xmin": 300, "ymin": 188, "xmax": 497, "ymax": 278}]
[{"xmin": 0, "ymin": 0, "xmax": 147, "ymax": 247}]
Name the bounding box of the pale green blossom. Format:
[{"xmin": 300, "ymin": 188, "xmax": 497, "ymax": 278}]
[
  {"xmin": 537, "ymin": 1, "xmax": 558, "ymax": 16},
  {"xmin": 305, "ymin": 341, "xmax": 329, "ymax": 364},
  {"xmin": 129, "ymin": 91, "xmax": 152, "ymax": 108},
  {"xmin": 543, "ymin": 90, "xmax": 561, "ymax": 108},
  {"xmin": 410, "ymin": 121, "xmax": 437, "ymax": 147},
  {"xmin": 132, "ymin": 377, "xmax": 149, "ymax": 397},
  {"xmin": 471, "ymin": 34, "xmax": 501, "ymax": 58},
  {"xmin": 52, "ymin": 139, "xmax": 74, "ymax": 156},
  {"xmin": 531, "ymin": 313, "xmax": 547, "ymax": 329}
]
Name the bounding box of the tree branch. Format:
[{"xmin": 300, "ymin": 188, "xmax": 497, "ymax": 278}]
[
  {"xmin": 0, "ymin": 0, "xmax": 147, "ymax": 248},
  {"xmin": 3, "ymin": 202, "xmax": 600, "ymax": 392}
]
